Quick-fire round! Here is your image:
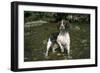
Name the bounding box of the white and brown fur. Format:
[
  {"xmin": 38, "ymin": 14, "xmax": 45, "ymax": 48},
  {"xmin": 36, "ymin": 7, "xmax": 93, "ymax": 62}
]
[{"xmin": 45, "ymin": 19, "xmax": 71, "ymax": 58}]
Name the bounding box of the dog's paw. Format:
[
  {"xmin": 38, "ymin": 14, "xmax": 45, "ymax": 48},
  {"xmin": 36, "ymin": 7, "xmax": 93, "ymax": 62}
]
[
  {"xmin": 68, "ymin": 55, "xmax": 72, "ymax": 59},
  {"xmin": 45, "ymin": 56, "xmax": 49, "ymax": 59}
]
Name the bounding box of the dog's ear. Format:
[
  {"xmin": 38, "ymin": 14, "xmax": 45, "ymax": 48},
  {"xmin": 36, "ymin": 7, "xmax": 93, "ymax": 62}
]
[
  {"xmin": 65, "ymin": 20, "xmax": 71, "ymax": 29},
  {"xmin": 57, "ymin": 21, "xmax": 61, "ymax": 30}
]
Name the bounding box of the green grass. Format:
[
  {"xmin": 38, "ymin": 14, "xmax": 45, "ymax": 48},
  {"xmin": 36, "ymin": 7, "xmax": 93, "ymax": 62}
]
[{"xmin": 24, "ymin": 21, "xmax": 90, "ymax": 62}]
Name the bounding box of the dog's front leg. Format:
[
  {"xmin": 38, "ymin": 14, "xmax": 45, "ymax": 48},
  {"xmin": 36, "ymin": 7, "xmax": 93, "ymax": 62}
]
[
  {"xmin": 65, "ymin": 44, "xmax": 72, "ymax": 59},
  {"xmin": 57, "ymin": 41, "xmax": 64, "ymax": 52},
  {"xmin": 52, "ymin": 44, "xmax": 58, "ymax": 53},
  {"xmin": 52, "ymin": 47, "xmax": 56, "ymax": 53}
]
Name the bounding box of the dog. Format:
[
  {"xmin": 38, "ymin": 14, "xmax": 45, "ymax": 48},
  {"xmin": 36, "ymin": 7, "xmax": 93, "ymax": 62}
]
[{"xmin": 45, "ymin": 19, "xmax": 71, "ymax": 58}]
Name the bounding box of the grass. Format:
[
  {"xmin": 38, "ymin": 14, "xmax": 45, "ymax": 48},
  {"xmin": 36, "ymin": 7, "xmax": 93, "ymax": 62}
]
[{"xmin": 24, "ymin": 21, "xmax": 90, "ymax": 62}]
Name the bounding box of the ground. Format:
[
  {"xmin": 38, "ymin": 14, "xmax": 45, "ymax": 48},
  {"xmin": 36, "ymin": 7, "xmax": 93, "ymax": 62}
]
[{"xmin": 24, "ymin": 20, "xmax": 90, "ymax": 62}]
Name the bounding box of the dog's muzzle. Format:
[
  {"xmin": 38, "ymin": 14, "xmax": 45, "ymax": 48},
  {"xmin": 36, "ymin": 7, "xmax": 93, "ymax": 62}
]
[{"xmin": 60, "ymin": 25, "xmax": 65, "ymax": 30}]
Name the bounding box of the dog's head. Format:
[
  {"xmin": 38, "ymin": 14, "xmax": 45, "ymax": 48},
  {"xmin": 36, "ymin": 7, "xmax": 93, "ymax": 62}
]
[{"xmin": 57, "ymin": 19, "xmax": 70, "ymax": 31}]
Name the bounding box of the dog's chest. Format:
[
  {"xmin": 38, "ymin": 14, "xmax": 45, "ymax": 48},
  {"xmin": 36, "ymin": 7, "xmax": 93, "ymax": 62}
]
[{"xmin": 57, "ymin": 32, "xmax": 70, "ymax": 44}]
